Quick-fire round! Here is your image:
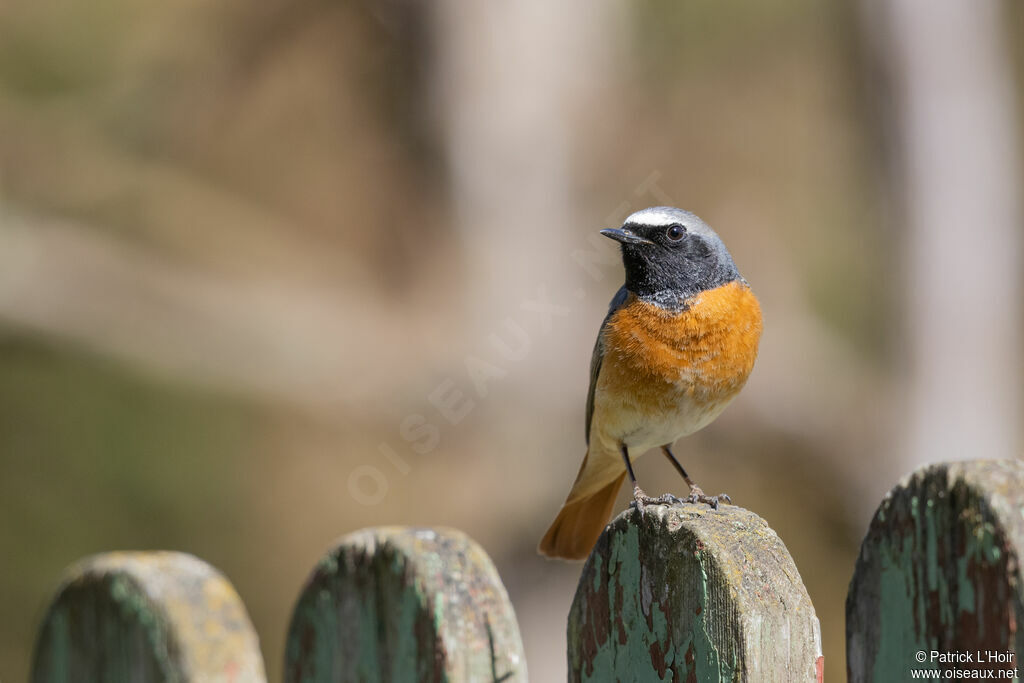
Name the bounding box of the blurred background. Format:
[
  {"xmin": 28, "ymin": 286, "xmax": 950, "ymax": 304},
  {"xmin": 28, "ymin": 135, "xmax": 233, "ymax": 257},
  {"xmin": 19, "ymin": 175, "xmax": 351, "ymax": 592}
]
[{"xmin": 1, "ymin": 0, "xmax": 1022, "ymax": 680}]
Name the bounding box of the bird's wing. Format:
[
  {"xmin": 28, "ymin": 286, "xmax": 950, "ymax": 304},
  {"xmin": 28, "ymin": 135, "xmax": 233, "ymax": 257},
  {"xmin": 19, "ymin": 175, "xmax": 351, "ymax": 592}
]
[{"xmin": 585, "ymin": 285, "xmax": 629, "ymax": 444}]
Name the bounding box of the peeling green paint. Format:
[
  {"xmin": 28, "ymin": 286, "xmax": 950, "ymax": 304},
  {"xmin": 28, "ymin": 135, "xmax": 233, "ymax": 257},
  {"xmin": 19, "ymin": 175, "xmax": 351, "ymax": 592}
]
[
  {"xmin": 284, "ymin": 527, "xmax": 526, "ymax": 683},
  {"xmin": 848, "ymin": 460, "xmax": 1024, "ymax": 683},
  {"xmin": 569, "ymin": 505, "xmax": 821, "ymax": 682},
  {"xmin": 873, "ymin": 529, "xmax": 932, "ymax": 680},
  {"xmin": 691, "ymin": 547, "xmax": 724, "ymax": 681},
  {"xmin": 31, "ymin": 552, "xmax": 265, "ymax": 683}
]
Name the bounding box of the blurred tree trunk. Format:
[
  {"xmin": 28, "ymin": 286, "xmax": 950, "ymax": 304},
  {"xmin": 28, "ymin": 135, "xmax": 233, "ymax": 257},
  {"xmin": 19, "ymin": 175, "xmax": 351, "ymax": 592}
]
[
  {"xmin": 431, "ymin": 0, "xmax": 616, "ymax": 320},
  {"xmin": 864, "ymin": 0, "xmax": 1023, "ymax": 473}
]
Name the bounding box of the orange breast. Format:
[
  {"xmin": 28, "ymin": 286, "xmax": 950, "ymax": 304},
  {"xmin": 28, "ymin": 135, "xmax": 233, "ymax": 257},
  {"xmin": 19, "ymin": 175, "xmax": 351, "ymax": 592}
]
[{"xmin": 600, "ymin": 281, "xmax": 763, "ymax": 408}]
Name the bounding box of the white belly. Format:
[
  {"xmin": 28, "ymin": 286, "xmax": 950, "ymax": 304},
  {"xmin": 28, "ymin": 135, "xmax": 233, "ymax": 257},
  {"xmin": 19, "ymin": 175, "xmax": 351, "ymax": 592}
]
[
  {"xmin": 620, "ymin": 396, "xmax": 731, "ymax": 452},
  {"xmin": 590, "ymin": 388, "xmax": 735, "ymax": 457}
]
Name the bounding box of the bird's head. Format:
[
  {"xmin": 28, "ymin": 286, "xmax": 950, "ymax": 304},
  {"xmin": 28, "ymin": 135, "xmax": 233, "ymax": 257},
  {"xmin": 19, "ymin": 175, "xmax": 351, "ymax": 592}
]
[{"xmin": 601, "ymin": 206, "xmax": 741, "ymax": 309}]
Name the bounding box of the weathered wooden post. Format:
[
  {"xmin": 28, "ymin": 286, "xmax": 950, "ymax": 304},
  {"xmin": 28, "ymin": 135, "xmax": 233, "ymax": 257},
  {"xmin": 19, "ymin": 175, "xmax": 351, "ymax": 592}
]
[
  {"xmin": 568, "ymin": 504, "xmax": 823, "ymax": 682},
  {"xmin": 284, "ymin": 526, "xmax": 527, "ymax": 682},
  {"xmin": 31, "ymin": 551, "xmax": 266, "ymax": 683},
  {"xmin": 847, "ymin": 459, "xmax": 1024, "ymax": 682}
]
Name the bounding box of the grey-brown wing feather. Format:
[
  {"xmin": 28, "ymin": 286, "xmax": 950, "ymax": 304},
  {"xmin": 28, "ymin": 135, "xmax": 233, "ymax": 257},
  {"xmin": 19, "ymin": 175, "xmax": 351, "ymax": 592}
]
[{"xmin": 585, "ymin": 285, "xmax": 629, "ymax": 444}]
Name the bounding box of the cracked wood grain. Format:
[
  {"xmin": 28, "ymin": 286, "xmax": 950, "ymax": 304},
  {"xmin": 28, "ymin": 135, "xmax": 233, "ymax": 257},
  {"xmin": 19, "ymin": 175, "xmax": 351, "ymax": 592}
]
[
  {"xmin": 284, "ymin": 527, "xmax": 526, "ymax": 683},
  {"xmin": 569, "ymin": 504, "xmax": 822, "ymax": 682}
]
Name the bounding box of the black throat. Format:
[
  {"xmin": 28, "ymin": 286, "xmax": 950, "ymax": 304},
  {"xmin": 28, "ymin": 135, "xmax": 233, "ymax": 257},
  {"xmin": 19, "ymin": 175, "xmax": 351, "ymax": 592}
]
[{"xmin": 620, "ymin": 242, "xmax": 739, "ymax": 311}]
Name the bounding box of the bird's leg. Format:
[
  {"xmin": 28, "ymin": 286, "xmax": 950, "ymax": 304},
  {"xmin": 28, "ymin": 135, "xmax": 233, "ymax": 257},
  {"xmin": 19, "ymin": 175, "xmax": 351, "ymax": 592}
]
[
  {"xmin": 621, "ymin": 445, "xmax": 683, "ymax": 516},
  {"xmin": 661, "ymin": 445, "xmax": 731, "ymax": 509}
]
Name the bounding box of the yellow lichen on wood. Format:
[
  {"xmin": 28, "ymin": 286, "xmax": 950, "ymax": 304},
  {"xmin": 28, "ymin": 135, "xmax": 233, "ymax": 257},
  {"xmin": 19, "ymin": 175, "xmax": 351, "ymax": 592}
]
[
  {"xmin": 569, "ymin": 504, "xmax": 822, "ymax": 682},
  {"xmin": 284, "ymin": 526, "xmax": 527, "ymax": 683},
  {"xmin": 31, "ymin": 551, "xmax": 266, "ymax": 683}
]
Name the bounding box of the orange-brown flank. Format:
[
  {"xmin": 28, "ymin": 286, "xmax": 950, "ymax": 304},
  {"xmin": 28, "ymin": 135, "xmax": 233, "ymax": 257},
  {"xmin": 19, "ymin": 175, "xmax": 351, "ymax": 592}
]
[{"xmin": 600, "ymin": 281, "xmax": 763, "ymax": 410}]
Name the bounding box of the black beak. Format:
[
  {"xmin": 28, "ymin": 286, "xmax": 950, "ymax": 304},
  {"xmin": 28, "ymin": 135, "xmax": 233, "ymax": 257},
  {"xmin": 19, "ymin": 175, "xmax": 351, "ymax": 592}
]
[{"xmin": 600, "ymin": 227, "xmax": 654, "ymax": 246}]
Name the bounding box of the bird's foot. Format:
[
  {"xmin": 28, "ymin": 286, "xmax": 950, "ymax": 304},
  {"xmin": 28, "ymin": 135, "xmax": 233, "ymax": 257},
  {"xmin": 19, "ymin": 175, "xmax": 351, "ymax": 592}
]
[
  {"xmin": 630, "ymin": 485, "xmax": 683, "ymax": 517},
  {"xmin": 685, "ymin": 486, "xmax": 731, "ymax": 510}
]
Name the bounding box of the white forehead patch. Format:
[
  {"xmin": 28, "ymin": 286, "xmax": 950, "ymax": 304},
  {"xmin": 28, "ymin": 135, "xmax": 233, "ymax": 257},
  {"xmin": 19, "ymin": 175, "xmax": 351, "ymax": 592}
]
[
  {"xmin": 623, "ymin": 206, "xmax": 720, "ymax": 241},
  {"xmin": 624, "ymin": 206, "xmax": 692, "ymax": 227}
]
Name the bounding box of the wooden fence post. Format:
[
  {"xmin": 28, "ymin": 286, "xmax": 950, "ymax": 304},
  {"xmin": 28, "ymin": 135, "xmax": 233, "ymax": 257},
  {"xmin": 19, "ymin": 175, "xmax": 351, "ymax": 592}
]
[
  {"xmin": 284, "ymin": 526, "xmax": 527, "ymax": 683},
  {"xmin": 568, "ymin": 504, "xmax": 823, "ymax": 682},
  {"xmin": 847, "ymin": 459, "xmax": 1024, "ymax": 682},
  {"xmin": 30, "ymin": 551, "xmax": 266, "ymax": 683}
]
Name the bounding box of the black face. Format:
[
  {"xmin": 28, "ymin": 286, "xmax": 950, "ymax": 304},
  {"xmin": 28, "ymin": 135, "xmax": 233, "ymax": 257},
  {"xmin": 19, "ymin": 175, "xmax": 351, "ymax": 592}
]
[{"xmin": 601, "ymin": 210, "xmax": 740, "ymax": 308}]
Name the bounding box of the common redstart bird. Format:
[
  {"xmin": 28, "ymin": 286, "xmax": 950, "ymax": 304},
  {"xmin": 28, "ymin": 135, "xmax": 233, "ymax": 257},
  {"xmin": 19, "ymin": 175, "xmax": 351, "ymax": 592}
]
[{"xmin": 539, "ymin": 206, "xmax": 762, "ymax": 560}]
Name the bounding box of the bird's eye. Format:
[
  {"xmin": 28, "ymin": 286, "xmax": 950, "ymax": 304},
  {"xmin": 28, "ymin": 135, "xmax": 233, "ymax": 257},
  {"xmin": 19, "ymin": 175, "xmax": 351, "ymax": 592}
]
[{"xmin": 666, "ymin": 224, "xmax": 685, "ymax": 241}]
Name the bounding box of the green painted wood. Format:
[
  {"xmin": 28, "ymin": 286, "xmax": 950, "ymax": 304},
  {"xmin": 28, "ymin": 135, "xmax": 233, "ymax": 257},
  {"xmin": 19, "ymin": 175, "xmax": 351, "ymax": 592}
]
[
  {"xmin": 284, "ymin": 526, "xmax": 526, "ymax": 683},
  {"xmin": 31, "ymin": 551, "xmax": 266, "ymax": 683},
  {"xmin": 569, "ymin": 504, "xmax": 822, "ymax": 682},
  {"xmin": 846, "ymin": 459, "xmax": 1024, "ymax": 682}
]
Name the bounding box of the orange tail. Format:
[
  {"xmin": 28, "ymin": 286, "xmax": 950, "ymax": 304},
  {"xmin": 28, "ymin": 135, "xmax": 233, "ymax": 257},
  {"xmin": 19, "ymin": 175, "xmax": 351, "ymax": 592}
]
[{"xmin": 538, "ymin": 470, "xmax": 627, "ymax": 560}]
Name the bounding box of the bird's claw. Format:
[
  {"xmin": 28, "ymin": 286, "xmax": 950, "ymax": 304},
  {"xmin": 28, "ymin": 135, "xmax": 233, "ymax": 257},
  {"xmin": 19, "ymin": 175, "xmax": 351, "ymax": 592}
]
[
  {"xmin": 630, "ymin": 484, "xmax": 731, "ymax": 516},
  {"xmin": 631, "ymin": 486, "xmax": 685, "ymax": 518},
  {"xmin": 685, "ymin": 487, "xmax": 731, "ymax": 509},
  {"xmin": 648, "ymin": 493, "xmax": 684, "ymax": 505}
]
